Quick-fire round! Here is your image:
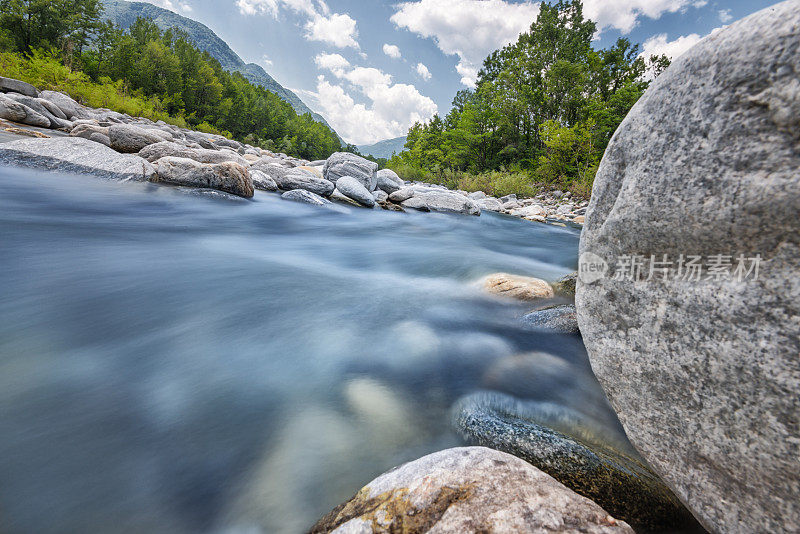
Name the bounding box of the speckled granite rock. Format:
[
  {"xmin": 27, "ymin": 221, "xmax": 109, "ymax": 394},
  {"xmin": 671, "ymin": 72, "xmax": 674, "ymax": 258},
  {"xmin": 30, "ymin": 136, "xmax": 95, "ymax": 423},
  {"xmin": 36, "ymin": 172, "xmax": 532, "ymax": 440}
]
[
  {"xmin": 311, "ymin": 447, "xmax": 633, "ymax": 534},
  {"xmin": 521, "ymin": 305, "xmax": 579, "ymax": 334},
  {"xmin": 453, "ymin": 392, "xmax": 701, "ymax": 533},
  {"xmin": 576, "ymin": 3, "xmax": 800, "ymax": 532},
  {"xmin": 553, "ymin": 272, "xmax": 577, "ymax": 297}
]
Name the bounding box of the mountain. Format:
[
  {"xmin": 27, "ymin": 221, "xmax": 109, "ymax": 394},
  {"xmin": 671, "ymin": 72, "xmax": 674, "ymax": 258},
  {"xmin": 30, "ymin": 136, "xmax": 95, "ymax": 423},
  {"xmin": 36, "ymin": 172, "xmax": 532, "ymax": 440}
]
[
  {"xmin": 357, "ymin": 136, "xmax": 407, "ymax": 159},
  {"xmin": 100, "ymin": 0, "xmax": 337, "ymax": 137}
]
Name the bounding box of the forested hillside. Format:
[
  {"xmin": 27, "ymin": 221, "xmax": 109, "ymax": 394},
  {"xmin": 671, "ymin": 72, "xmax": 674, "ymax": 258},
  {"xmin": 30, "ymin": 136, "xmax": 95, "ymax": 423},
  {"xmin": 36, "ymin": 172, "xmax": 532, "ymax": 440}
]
[
  {"xmin": 390, "ymin": 0, "xmax": 669, "ymax": 197},
  {"xmin": 0, "ymin": 0, "xmax": 341, "ymax": 160},
  {"xmin": 99, "ymin": 0, "xmax": 336, "ymax": 133}
]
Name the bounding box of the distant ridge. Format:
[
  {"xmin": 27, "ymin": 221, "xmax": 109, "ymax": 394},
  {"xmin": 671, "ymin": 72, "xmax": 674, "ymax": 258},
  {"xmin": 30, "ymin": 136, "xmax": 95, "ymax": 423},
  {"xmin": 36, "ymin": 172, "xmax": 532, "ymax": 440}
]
[
  {"xmin": 101, "ymin": 0, "xmax": 338, "ymax": 137},
  {"xmin": 357, "ymin": 136, "xmax": 407, "ymax": 159}
]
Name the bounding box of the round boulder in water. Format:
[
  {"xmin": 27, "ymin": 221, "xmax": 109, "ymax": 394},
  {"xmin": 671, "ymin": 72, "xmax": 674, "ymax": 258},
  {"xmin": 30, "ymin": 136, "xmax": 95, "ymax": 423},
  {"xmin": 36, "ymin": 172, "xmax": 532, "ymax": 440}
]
[
  {"xmin": 453, "ymin": 392, "xmax": 702, "ymax": 533},
  {"xmin": 576, "ymin": 2, "xmax": 800, "ymax": 532},
  {"xmin": 336, "ymin": 176, "xmax": 375, "ymax": 207}
]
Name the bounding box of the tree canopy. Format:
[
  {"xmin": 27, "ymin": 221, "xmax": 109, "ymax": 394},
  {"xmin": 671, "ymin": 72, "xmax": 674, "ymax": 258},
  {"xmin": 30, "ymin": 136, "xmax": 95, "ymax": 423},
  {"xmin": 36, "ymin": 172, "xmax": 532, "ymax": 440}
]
[{"xmin": 391, "ymin": 0, "xmax": 669, "ymax": 195}]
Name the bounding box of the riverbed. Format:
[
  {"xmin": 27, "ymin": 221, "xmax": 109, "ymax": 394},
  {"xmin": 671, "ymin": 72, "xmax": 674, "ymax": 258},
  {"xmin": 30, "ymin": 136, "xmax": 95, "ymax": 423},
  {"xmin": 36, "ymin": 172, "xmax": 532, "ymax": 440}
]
[{"xmin": 0, "ymin": 166, "xmax": 617, "ymax": 533}]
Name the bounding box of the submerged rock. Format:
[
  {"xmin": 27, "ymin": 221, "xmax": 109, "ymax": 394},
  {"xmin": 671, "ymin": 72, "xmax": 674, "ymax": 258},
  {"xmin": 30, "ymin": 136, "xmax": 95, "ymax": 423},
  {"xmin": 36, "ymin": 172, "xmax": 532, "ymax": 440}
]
[
  {"xmin": 521, "ymin": 305, "xmax": 579, "ymax": 334},
  {"xmin": 453, "ymin": 392, "xmax": 701, "ymax": 533},
  {"xmin": 323, "ymin": 152, "xmax": 378, "ymax": 191},
  {"xmin": 154, "ymin": 157, "xmax": 253, "ymax": 198},
  {"xmin": 311, "ymin": 447, "xmax": 633, "ymax": 534},
  {"xmin": 281, "ymin": 189, "xmax": 331, "ymax": 206},
  {"xmin": 482, "ymin": 273, "xmax": 554, "ymax": 301},
  {"xmin": 577, "ymin": 3, "xmax": 800, "ymax": 532},
  {"xmin": 336, "ymin": 176, "xmax": 375, "ymax": 207},
  {"xmin": 0, "ymin": 137, "xmax": 156, "ymax": 182}
]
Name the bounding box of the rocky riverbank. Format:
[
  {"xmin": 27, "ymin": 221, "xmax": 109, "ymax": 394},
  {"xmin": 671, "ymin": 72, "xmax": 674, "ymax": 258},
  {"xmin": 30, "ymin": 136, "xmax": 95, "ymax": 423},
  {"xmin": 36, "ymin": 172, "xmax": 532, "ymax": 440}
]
[{"xmin": 0, "ymin": 77, "xmax": 582, "ymax": 226}]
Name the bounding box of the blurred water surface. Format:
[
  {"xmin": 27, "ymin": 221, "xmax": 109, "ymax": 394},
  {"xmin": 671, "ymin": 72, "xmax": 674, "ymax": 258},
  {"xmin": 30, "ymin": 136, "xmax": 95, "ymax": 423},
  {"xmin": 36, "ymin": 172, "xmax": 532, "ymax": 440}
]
[{"xmin": 0, "ymin": 167, "xmax": 612, "ymax": 533}]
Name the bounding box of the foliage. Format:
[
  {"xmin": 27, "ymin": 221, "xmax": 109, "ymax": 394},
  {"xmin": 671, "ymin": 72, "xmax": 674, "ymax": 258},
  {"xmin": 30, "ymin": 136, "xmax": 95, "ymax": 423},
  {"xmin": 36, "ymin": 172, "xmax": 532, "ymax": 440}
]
[
  {"xmin": 0, "ymin": 1, "xmax": 341, "ymax": 160},
  {"xmin": 390, "ymin": 0, "xmax": 669, "ymax": 197}
]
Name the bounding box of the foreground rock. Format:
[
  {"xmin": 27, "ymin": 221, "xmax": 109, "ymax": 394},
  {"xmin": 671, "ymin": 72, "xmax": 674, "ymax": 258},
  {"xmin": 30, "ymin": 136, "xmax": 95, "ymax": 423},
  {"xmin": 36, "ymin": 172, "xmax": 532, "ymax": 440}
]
[
  {"xmin": 454, "ymin": 393, "xmax": 700, "ymax": 533},
  {"xmin": 274, "ymin": 170, "xmax": 334, "ymax": 197},
  {"xmin": 109, "ymin": 124, "xmax": 166, "ymax": 153},
  {"xmin": 0, "ymin": 137, "xmax": 156, "ymax": 182},
  {"xmin": 577, "ymin": 3, "xmax": 800, "ymax": 532},
  {"xmin": 482, "ymin": 273, "xmax": 554, "ymax": 301},
  {"xmin": 323, "ymin": 152, "xmax": 378, "ymax": 191},
  {"xmin": 154, "ymin": 157, "xmax": 253, "ymax": 198},
  {"xmin": 375, "ymin": 168, "xmax": 404, "ymax": 194},
  {"xmin": 311, "ymin": 447, "xmax": 633, "ymax": 533}
]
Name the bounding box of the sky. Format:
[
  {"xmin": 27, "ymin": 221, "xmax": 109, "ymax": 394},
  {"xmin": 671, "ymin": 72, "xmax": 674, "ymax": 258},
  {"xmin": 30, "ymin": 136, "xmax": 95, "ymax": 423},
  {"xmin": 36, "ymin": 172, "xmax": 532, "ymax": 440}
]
[{"xmin": 140, "ymin": 0, "xmax": 779, "ymax": 145}]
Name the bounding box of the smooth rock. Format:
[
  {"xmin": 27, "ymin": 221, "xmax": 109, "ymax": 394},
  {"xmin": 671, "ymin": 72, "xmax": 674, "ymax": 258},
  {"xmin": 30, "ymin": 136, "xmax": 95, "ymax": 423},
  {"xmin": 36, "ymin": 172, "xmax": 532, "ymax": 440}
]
[
  {"xmin": 138, "ymin": 141, "xmax": 197, "ymax": 162},
  {"xmin": 1, "ymin": 93, "xmax": 69, "ymax": 129},
  {"xmin": 330, "ymin": 188, "xmax": 363, "ymax": 207},
  {"xmin": 0, "ymin": 76, "xmax": 39, "ymax": 97},
  {"xmin": 250, "ymin": 169, "xmax": 278, "ymax": 192},
  {"xmin": 274, "ymin": 171, "xmax": 334, "ymax": 197},
  {"xmin": 88, "ymin": 132, "xmax": 112, "ymax": 147},
  {"xmin": 401, "ymin": 191, "xmax": 480, "ymax": 216},
  {"xmin": 281, "ymin": 189, "xmax": 331, "ymax": 206},
  {"xmin": 454, "ymin": 393, "xmax": 701, "ymax": 533},
  {"xmin": 577, "ymin": 3, "xmax": 800, "ymax": 532},
  {"xmin": 468, "ymin": 190, "xmax": 487, "ymax": 200},
  {"xmin": 375, "ymin": 169, "xmax": 404, "ymax": 194},
  {"xmin": 311, "ymin": 447, "xmax": 633, "ymax": 534},
  {"xmin": 109, "ymin": 124, "xmax": 164, "ymax": 153},
  {"xmin": 323, "ymin": 152, "xmax": 378, "ymax": 191},
  {"xmin": 154, "ymin": 157, "xmax": 253, "ymax": 198},
  {"xmin": 482, "ymin": 273, "xmax": 554, "ymax": 301},
  {"xmin": 0, "ymin": 137, "xmax": 156, "ymax": 182},
  {"xmin": 336, "ymin": 176, "xmax": 375, "ymax": 207},
  {"xmin": 500, "ymin": 194, "xmax": 517, "ymax": 203},
  {"xmin": 477, "ymin": 197, "xmax": 503, "ymax": 211},
  {"xmin": 372, "ymin": 189, "xmax": 389, "ymax": 203},
  {"xmin": 521, "ymin": 305, "xmax": 579, "ymax": 334},
  {"xmin": 388, "ymin": 187, "xmax": 415, "ymax": 203}
]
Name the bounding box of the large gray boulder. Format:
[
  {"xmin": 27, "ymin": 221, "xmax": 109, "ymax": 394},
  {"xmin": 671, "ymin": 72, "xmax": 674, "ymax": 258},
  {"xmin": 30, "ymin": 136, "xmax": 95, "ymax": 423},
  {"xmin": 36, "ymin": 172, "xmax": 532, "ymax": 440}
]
[
  {"xmin": 323, "ymin": 152, "xmax": 378, "ymax": 191},
  {"xmin": 401, "ymin": 190, "xmax": 481, "ymax": 216},
  {"xmin": 281, "ymin": 189, "xmax": 331, "ymax": 206},
  {"xmin": 0, "ymin": 137, "xmax": 156, "ymax": 182},
  {"xmin": 335, "ymin": 176, "xmax": 375, "ymax": 207},
  {"xmin": 311, "ymin": 447, "xmax": 633, "ymax": 533},
  {"xmin": 108, "ymin": 124, "xmax": 164, "ymax": 153},
  {"xmin": 250, "ymin": 169, "xmax": 278, "ymax": 192},
  {"xmin": 0, "ymin": 76, "xmax": 39, "ymax": 97},
  {"xmin": 576, "ymin": 3, "xmax": 800, "ymax": 533},
  {"xmin": 138, "ymin": 141, "xmax": 197, "ymax": 162},
  {"xmin": 154, "ymin": 157, "xmax": 254, "ymax": 198}
]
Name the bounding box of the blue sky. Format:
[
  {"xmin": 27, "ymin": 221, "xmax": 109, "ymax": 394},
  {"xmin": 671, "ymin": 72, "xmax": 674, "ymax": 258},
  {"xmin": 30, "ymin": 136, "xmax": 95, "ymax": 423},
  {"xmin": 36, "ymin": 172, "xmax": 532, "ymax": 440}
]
[{"xmin": 142, "ymin": 0, "xmax": 779, "ymax": 145}]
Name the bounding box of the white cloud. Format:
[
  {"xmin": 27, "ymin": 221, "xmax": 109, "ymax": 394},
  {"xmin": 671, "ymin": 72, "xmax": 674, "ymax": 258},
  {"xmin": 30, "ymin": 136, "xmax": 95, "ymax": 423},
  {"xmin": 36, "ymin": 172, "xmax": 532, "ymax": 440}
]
[
  {"xmin": 262, "ymin": 55, "xmax": 273, "ymax": 67},
  {"xmin": 391, "ymin": 0, "xmax": 539, "ymax": 87},
  {"xmin": 140, "ymin": 0, "xmax": 192, "ymax": 12},
  {"xmin": 416, "ymin": 62, "xmax": 432, "ymax": 81},
  {"xmin": 582, "ymin": 0, "xmax": 705, "ymax": 34},
  {"xmin": 642, "ymin": 32, "xmax": 703, "ymax": 61},
  {"xmin": 718, "ymin": 9, "xmax": 733, "ymax": 23},
  {"xmin": 383, "ymin": 44, "xmax": 402, "ymax": 59},
  {"xmin": 237, "ymin": 0, "xmax": 359, "ymax": 49},
  {"xmin": 309, "ymin": 57, "xmax": 437, "ymax": 144}
]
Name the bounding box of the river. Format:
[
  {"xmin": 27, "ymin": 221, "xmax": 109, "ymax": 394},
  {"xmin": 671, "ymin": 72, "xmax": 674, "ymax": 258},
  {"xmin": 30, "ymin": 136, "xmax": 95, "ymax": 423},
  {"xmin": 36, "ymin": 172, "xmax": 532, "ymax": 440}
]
[{"xmin": 0, "ymin": 166, "xmax": 619, "ymax": 533}]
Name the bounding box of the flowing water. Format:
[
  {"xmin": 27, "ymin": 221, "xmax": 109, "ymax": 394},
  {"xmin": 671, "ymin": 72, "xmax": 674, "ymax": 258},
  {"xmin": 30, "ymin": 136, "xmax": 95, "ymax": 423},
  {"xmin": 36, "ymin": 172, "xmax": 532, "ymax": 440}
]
[{"xmin": 0, "ymin": 167, "xmax": 620, "ymax": 533}]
